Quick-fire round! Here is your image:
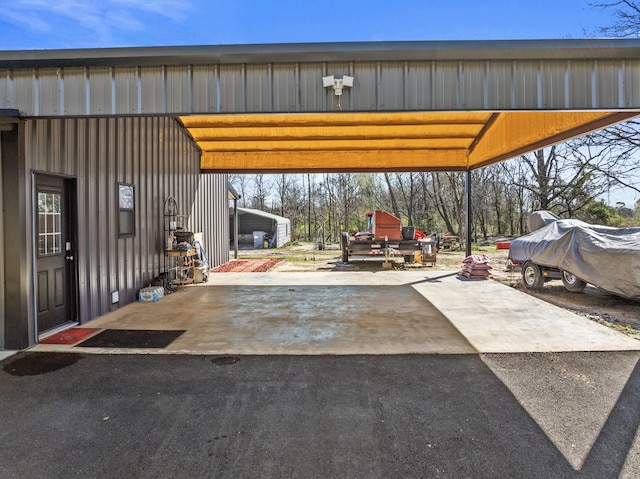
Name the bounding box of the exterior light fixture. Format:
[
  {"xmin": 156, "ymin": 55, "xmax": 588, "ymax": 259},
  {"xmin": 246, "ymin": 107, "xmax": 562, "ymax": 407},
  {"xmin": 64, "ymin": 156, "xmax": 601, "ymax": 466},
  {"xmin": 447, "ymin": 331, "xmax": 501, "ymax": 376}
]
[
  {"xmin": 322, "ymin": 75, "xmax": 354, "ymax": 95},
  {"xmin": 322, "ymin": 75, "xmax": 354, "ymax": 109}
]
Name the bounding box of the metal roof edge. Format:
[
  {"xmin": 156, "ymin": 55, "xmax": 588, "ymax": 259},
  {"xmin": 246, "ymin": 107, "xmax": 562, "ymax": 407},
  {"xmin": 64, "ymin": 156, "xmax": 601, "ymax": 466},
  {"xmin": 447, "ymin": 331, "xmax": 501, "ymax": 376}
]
[
  {"xmin": 227, "ymin": 182, "xmax": 241, "ymax": 200},
  {"xmin": 2, "ymin": 39, "xmax": 640, "ymax": 69},
  {"xmin": 0, "ymin": 109, "xmax": 21, "ymax": 117},
  {"xmin": 236, "ymin": 207, "xmax": 290, "ymax": 222}
]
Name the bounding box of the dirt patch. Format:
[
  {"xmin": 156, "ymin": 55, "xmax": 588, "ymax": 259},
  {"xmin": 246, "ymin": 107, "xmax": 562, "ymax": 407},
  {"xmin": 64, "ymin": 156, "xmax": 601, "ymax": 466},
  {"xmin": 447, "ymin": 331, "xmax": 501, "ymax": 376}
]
[{"xmin": 232, "ymin": 243, "xmax": 640, "ymax": 339}]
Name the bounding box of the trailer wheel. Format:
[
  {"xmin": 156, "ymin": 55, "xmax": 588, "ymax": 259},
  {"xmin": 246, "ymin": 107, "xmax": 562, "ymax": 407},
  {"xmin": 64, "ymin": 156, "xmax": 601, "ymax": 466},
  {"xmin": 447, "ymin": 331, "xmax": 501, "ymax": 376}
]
[
  {"xmin": 522, "ymin": 261, "xmax": 545, "ymax": 290},
  {"xmin": 341, "ymin": 232, "xmax": 349, "ymax": 263},
  {"xmin": 561, "ymin": 270, "xmax": 587, "ymax": 292}
]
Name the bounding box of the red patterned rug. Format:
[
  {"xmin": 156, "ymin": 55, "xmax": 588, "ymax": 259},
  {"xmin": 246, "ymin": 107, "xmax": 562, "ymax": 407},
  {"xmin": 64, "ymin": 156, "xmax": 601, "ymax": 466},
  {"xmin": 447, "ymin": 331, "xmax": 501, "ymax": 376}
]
[
  {"xmin": 40, "ymin": 327, "xmax": 102, "ymax": 345},
  {"xmin": 212, "ymin": 259, "xmax": 282, "ymax": 273}
]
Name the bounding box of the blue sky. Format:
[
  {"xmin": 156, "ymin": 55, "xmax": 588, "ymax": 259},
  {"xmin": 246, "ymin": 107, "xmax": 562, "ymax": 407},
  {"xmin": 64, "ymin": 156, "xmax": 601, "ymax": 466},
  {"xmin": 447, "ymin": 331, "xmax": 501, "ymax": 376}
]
[
  {"xmin": 0, "ymin": 0, "xmax": 614, "ymax": 50},
  {"xmin": 0, "ymin": 0, "xmax": 636, "ymax": 206}
]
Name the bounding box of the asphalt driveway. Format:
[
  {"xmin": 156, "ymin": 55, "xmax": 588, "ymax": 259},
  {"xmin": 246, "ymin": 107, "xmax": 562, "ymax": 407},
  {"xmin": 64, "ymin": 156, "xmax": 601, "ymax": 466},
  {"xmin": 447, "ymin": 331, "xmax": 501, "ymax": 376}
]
[
  {"xmin": 6, "ymin": 271, "xmax": 640, "ymax": 477},
  {"xmin": 1, "ymin": 352, "xmax": 640, "ymax": 478}
]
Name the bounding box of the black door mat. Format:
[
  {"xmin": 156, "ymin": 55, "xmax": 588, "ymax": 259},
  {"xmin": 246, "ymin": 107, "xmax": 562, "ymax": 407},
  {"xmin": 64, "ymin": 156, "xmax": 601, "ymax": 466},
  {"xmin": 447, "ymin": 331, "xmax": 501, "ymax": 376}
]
[{"xmin": 75, "ymin": 329, "xmax": 185, "ymax": 349}]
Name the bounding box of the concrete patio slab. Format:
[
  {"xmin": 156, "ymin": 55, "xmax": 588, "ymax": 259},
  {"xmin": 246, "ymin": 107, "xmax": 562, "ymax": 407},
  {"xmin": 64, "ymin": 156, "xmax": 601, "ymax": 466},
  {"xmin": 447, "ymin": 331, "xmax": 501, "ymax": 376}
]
[
  {"xmin": 32, "ymin": 271, "xmax": 640, "ymax": 355},
  {"xmin": 413, "ymin": 271, "xmax": 640, "ymax": 353}
]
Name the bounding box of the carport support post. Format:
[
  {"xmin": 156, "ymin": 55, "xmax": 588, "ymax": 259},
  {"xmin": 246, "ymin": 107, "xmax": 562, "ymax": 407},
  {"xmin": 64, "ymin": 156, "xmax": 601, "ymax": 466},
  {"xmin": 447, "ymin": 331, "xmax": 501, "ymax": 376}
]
[
  {"xmin": 465, "ymin": 170, "xmax": 472, "ymax": 257},
  {"xmin": 233, "ymin": 197, "xmax": 239, "ymax": 259}
]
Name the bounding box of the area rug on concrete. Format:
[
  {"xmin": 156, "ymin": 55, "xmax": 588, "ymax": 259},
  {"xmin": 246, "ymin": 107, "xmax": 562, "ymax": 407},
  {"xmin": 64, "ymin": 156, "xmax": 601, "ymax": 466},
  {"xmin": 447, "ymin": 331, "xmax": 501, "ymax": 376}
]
[
  {"xmin": 40, "ymin": 327, "xmax": 102, "ymax": 345},
  {"xmin": 75, "ymin": 329, "xmax": 186, "ymax": 349},
  {"xmin": 212, "ymin": 258, "xmax": 282, "ymax": 273}
]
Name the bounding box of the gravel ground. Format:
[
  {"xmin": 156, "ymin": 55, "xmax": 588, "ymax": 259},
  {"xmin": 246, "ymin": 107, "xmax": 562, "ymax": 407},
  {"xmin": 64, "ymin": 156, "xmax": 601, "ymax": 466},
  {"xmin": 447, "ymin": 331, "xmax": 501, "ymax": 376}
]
[{"xmin": 235, "ymin": 242, "xmax": 640, "ymax": 339}]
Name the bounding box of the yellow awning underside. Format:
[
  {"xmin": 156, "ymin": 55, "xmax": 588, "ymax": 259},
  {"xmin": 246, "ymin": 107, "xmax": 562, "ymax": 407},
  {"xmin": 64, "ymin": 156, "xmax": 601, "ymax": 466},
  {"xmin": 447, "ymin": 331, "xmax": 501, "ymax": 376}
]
[{"xmin": 180, "ymin": 111, "xmax": 638, "ymax": 173}]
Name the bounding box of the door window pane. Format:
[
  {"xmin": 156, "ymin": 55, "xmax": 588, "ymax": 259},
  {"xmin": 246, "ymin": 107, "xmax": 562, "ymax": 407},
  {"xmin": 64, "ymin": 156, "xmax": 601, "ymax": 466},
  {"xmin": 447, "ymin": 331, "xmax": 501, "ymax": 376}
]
[{"xmin": 38, "ymin": 191, "xmax": 62, "ymax": 256}]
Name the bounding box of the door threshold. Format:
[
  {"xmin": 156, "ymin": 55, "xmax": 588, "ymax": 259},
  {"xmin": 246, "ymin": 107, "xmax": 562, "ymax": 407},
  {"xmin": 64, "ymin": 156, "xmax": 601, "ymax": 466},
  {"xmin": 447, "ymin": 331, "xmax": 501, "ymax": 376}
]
[{"xmin": 38, "ymin": 321, "xmax": 79, "ymax": 341}]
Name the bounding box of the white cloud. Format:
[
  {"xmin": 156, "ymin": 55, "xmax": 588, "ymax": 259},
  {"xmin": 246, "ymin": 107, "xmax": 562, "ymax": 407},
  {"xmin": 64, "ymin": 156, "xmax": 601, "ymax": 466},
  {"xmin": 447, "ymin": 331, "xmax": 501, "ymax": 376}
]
[
  {"xmin": 1, "ymin": 0, "xmax": 193, "ymax": 46},
  {"xmin": 112, "ymin": 0, "xmax": 193, "ymax": 22},
  {"xmin": 105, "ymin": 9, "xmax": 146, "ymax": 32},
  {"xmin": 2, "ymin": 8, "xmax": 52, "ymax": 33}
]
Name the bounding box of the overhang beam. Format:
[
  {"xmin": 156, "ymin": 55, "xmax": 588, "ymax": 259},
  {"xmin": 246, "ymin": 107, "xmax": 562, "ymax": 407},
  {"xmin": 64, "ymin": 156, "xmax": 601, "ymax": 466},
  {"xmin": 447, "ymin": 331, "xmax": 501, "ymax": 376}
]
[
  {"xmin": 180, "ymin": 112, "xmax": 493, "ymax": 128},
  {"xmin": 467, "ymin": 111, "xmax": 640, "ymax": 169},
  {"xmin": 198, "ymin": 138, "xmax": 474, "ymax": 152},
  {"xmin": 201, "ymin": 149, "xmax": 469, "ymax": 174},
  {"xmin": 188, "ymin": 124, "xmax": 484, "ymax": 141}
]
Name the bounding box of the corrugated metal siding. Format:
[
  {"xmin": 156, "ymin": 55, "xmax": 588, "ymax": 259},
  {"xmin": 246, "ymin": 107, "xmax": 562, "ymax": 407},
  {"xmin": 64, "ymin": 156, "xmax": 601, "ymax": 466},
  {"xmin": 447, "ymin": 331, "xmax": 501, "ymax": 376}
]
[
  {"xmin": 24, "ymin": 116, "xmax": 228, "ymax": 325},
  {"xmin": 406, "ymin": 62, "xmax": 432, "ymax": 110},
  {"xmin": 219, "ymin": 65, "xmax": 245, "ymax": 113},
  {"xmin": 433, "ymin": 62, "xmax": 460, "ymax": 110},
  {"xmin": 380, "ymin": 62, "xmax": 405, "ymax": 111},
  {"xmin": 113, "ymin": 67, "xmax": 138, "ymax": 114},
  {"xmin": 352, "ymin": 62, "xmax": 376, "ymax": 110},
  {"xmin": 246, "ymin": 64, "xmax": 271, "ymax": 112},
  {"xmin": 188, "ymin": 173, "xmax": 230, "ymax": 267},
  {"xmin": 0, "ymin": 129, "xmax": 4, "ymax": 348},
  {"xmin": 299, "ymin": 63, "xmax": 323, "ymax": 111},
  {"xmin": 273, "ymin": 63, "xmax": 298, "ymax": 112},
  {"xmin": 192, "ymin": 65, "xmax": 218, "ymax": 113},
  {"xmin": 5, "ymin": 57, "xmax": 640, "ymax": 116},
  {"xmin": 233, "ymin": 214, "xmax": 275, "ymax": 235},
  {"xmin": 276, "ymin": 222, "xmax": 290, "ymax": 248}
]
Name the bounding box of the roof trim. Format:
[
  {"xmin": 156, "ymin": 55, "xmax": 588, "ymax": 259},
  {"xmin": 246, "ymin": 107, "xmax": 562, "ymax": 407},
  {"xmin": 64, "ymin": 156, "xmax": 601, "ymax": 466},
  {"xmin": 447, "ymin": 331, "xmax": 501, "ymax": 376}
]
[
  {"xmin": 236, "ymin": 207, "xmax": 290, "ymax": 223},
  {"xmin": 227, "ymin": 182, "xmax": 241, "ymax": 200},
  {"xmin": 0, "ymin": 109, "xmax": 21, "ymax": 118},
  {"xmin": 2, "ymin": 39, "xmax": 640, "ymax": 69}
]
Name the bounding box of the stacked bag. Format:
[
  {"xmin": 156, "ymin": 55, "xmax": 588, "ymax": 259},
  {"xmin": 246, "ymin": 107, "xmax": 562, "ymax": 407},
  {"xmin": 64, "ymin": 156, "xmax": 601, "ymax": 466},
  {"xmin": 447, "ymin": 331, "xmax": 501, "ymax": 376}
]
[{"xmin": 458, "ymin": 254, "xmax": 492, "ymax": 280}]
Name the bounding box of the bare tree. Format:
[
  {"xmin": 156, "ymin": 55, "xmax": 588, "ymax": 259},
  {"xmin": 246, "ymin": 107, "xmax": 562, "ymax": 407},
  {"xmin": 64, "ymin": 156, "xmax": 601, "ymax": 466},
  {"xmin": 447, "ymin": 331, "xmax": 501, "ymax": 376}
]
[
  {"xmin": 274, "ymin": 174, "xmax": 290, "ymax": 217},
  {"xmin": 471, "ymin": 168, "xmax": 494, "ymax": 240},
  {"xmin": 394, "ymin": 173, "xmax": 418, "ymax": 226},
  {"xmin": 228, "ymin": 174, "xmax": 250, "ymax": 207},
  {"xmin": 499, "ymin": 142, "xmax": 629, "ymax": 221},
  {"xmin": 576, "ymin": 121, "xmax": 640, "ymax": 197},
  {"xmin": 486, "ymin": 165, "xmax": 507, "ymax": 236},
  {"xmin": 424, "ymin": 172, "xmax": 465, "ymax": 236},
  {"xmin": 383, "ymin": 173, "xmax": 401, "ymax": 218},
  {"xmin": 306, "ymin": 174, "xmax": 312, "ymax": 241},
  {"xmin": 499, "ymin": 159, "xmax": 532, "ymax": 235},
  {"xmin": 251, "ymin": 174, "xmax": 270, "ymax": 210},
  {"xmin": 586, "ymin": 1, "xmax": 640, "ymax": 205},
  {"xmin": 592, "ymin": 0, "xmax": 640, "ymax": 37}
]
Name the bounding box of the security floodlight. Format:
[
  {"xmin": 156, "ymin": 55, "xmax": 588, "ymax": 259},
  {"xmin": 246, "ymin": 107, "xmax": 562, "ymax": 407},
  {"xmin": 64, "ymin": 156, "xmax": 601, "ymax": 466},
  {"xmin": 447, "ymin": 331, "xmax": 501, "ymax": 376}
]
[
  {"xmin": 322, "ymin": 74, "xmax": 354, "ymax": 95},
  {"xmin": 322, "ymin": 74, "xmax": 355, "ymax": 109},
  {"xmin": 322, "ymin": 75, "xmax": 335, "ymax": 88}
]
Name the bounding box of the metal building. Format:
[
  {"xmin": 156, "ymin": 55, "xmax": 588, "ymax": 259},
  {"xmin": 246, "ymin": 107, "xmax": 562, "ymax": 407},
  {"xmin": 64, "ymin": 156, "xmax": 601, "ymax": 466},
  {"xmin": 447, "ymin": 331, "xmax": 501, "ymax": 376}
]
[
  {"xmin": 1, "ymin": 114, "xmax": 229, "ymax": 349},
  {"xmin": 1, "ymin": 39, "xmax": 640, "ymax": 350},
  {"xmin": 231, "ymin": 208, "xmax": 292, "ymax": 248}
]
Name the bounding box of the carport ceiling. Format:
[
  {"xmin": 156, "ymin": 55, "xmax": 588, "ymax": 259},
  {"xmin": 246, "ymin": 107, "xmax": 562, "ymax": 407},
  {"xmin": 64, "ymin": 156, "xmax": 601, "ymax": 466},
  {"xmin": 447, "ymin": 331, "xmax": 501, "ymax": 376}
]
[{"xmin": 181, "ymin": 110, "xmax": 638, "ymax": 174}]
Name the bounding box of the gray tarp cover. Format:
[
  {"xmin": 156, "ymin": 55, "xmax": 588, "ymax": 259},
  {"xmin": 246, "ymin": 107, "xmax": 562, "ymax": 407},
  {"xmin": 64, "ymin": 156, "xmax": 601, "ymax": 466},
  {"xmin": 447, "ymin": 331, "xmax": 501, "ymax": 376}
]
[{"xmin": 509, "ymin": 212, "xmax": 640, "ymax": 299}]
